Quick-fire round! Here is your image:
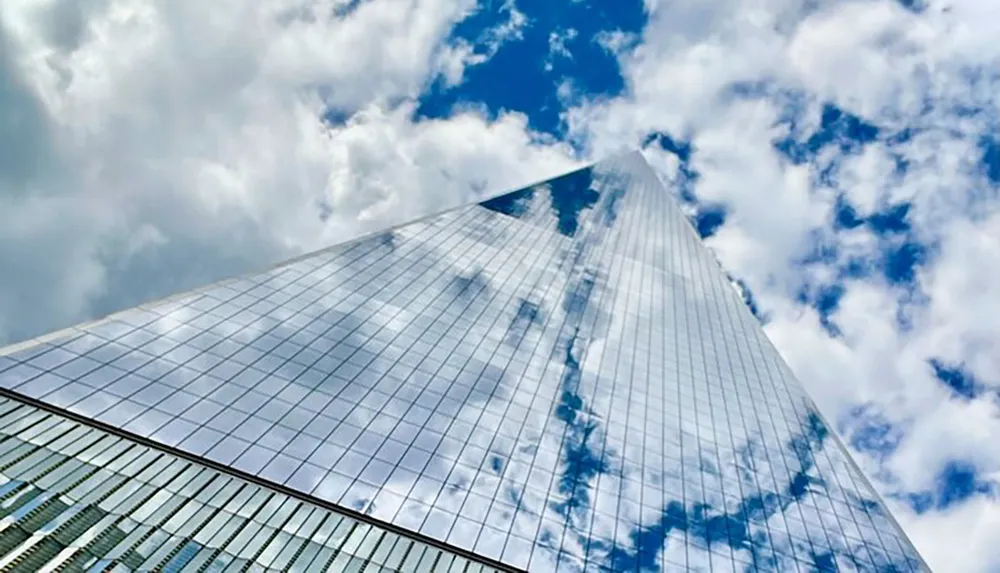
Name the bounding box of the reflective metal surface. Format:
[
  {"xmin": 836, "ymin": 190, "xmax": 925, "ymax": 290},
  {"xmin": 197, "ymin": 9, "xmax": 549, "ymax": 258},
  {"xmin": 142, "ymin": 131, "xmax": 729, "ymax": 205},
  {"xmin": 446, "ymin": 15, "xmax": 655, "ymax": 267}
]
[{"xmin": 0, "ymin": 151, "xmax": 927, "ymax": 571}]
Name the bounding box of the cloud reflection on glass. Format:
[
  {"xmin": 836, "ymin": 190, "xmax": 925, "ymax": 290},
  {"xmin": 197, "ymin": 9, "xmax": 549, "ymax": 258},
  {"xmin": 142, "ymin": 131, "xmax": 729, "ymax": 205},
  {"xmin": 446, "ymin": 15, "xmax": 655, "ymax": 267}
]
[{"xmin": 0, "ymin": 152, "xmax": 926, "ymax": 572}]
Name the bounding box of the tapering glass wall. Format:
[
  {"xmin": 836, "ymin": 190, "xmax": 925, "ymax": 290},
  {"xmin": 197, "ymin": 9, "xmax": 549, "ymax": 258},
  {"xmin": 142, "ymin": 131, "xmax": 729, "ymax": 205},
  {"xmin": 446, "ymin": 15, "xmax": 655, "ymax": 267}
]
[{"xmin": 0, "ymin": 152, "xmax": 927, "ymax": 572}]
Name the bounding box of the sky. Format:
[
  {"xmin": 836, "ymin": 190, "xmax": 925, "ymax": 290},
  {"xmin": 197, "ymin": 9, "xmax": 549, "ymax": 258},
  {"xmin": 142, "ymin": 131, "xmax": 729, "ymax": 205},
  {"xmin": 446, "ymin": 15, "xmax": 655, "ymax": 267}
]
[{"xmin": 0, "ymin": 0, "xmax": 997, "ymax": 570}]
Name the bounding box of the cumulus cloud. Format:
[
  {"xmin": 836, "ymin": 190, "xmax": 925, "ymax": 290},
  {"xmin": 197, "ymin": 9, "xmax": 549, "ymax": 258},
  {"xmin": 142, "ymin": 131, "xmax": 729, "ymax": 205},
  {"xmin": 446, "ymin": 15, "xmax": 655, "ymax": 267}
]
[
  {"xmin": 0, "ymin": 0, "xmax": 574, "ymax": 345},
  {"xmin": 901, "ymin": 498, "xmax": 1000, "ymax": 572}
]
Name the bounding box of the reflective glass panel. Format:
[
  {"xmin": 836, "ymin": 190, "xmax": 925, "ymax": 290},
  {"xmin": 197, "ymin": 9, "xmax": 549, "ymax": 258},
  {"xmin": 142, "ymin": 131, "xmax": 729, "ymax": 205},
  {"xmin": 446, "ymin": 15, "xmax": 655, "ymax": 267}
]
[
  {"xmin": 0, "ymin": 152, "xmax": 927, "ymax": 572},
  {"xmin": 0, "ymin": 396, "xmax": 501, "ymax": 572}
]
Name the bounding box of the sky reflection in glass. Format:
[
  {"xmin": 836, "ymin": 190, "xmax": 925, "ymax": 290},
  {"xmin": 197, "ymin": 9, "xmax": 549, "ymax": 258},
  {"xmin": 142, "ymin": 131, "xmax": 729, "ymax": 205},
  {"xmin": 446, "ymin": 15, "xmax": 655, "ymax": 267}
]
[
  {"xmin": 0, "ymin": 152, "xmax": 927, "ymax": 572},
  {"xmin": 0, "ymin": 396, "xmax": 503, "ymax": 572}
]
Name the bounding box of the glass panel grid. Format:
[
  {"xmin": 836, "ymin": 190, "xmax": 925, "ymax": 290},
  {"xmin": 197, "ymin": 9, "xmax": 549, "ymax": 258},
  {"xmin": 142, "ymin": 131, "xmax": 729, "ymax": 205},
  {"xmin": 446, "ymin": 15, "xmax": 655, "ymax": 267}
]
[
  {"xmin": 0, "ymin": 396, "xmax": 506, "ymax": 572},
  {"xmin": 0, "ymin": 151, "xmax": 927, "ymax": 572}
]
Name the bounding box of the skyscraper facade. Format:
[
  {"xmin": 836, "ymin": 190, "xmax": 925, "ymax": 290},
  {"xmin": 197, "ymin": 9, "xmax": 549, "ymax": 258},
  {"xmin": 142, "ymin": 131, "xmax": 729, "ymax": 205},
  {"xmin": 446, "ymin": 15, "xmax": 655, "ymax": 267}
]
[{"xmin": 0, "ymin": 151, "xmax": 926, "ymax": 571}]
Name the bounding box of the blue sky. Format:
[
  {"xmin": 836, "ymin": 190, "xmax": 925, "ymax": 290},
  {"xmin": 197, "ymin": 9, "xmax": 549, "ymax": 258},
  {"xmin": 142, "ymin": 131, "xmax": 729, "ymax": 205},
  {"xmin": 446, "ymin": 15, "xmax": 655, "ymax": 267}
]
[{"xmin": 1, "ymin": 0, "xmax": 999, "ymax": 569}]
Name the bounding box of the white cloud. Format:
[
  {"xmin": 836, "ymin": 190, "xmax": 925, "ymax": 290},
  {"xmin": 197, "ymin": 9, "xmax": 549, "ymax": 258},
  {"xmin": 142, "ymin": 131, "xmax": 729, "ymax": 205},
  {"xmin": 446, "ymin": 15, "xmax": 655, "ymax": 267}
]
[
  {"xmin": 834, "ymin": 143, "xmax": 902, "ymax": 217},
  {"xmin": 546, "ymin": 27, "xmax": 577, "ymax": 64},
  {"xmin": 455, "ymin": 0, "xmax": 526, "ymax": 72},
  {"xmin": 896, "ymin": 493, "xmax": 1000, "ymax": 571},
  {"xmin": 592, "ymin": 29, "xmax": 637, "ymax": 57},
  {"xmin": 919, "ymin": 211, "xmax": 1000, "ymax": 383},
  {"xmin": 784, "ymin": 1, "xmax": 929, "ymax": 117},
  {"xmin": 0, "ymin": 0, "xmax": 573, "ymax": 344}
]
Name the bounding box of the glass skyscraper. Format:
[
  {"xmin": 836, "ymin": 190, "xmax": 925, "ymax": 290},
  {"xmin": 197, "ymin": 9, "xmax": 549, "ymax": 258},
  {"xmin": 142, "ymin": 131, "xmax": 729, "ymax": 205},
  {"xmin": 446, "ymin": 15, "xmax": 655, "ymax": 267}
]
[{"xmin": 0, "ymin": 151, "xmax": 927, "ymax": 572}]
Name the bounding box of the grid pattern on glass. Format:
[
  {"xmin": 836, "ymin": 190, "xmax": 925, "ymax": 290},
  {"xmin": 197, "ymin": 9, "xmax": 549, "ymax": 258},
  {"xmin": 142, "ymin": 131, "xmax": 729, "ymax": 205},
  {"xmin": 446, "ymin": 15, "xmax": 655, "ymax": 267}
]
[
  {"xmin": 0, "ymin": 151, "xmax": 927, "ymax": 572},
  {"xmin": 0, "ymin": 395, "xmax": 505, "ymax": 573}
]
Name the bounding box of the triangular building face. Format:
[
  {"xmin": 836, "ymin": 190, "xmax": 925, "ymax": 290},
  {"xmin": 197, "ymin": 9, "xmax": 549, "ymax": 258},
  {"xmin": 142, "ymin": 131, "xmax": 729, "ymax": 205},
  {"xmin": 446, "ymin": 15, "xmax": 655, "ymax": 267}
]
[{"xmin": 0, "ymin": 152, "xmax": 927, "ymax": 571}]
